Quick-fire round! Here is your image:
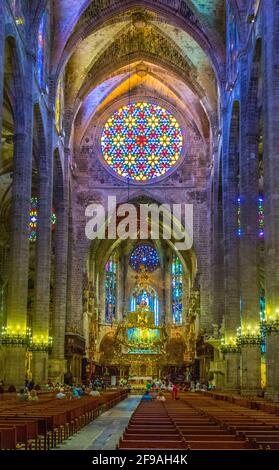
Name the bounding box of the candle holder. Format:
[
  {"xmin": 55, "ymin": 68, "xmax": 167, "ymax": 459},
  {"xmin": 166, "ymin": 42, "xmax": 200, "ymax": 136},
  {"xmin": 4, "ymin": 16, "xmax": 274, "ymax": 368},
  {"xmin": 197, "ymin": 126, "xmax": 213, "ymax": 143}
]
[{"xmin": 0, "ymin": 326, "xmax": 31, "ymax": 346}]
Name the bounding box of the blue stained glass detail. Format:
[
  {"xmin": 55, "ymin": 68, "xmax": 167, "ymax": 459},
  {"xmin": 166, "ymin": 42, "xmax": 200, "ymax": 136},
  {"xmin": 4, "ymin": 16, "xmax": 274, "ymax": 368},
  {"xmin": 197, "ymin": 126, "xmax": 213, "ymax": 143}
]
[
  {"xmin": 129, "ymin": 244, "xmax": 160, "ymax": 273},
  {"xmin": 172, "ymin": 254, "xmax": 183, "ymax": 325}
]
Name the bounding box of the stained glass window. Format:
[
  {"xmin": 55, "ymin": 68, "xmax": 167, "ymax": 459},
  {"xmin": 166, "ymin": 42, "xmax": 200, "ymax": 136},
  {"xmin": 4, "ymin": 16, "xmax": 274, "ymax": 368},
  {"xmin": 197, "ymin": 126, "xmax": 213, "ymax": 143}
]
[
  {"xmin": 101, "ymin": 102, "xmax": 183, "ymax": 181},
  {"xmin": 258, "ymin": 196, "xmax": 264, "ymax": 238},
  {"xmin": 129, "ymin": 244, "xmax": 160, "ymax": 273},
  {"xmin": 105, "ymin": 253, "xmax": 117, "ymax": 324},
  {"xmin": 130, "ymin": 288, "xmax": 159, "ymax": 326},
  {"xmin": 37, "ymin": 12, "xmax": 46, "ymax": 89},
  {"xmin": 172, "ymin": 254, "xmax": 183, "ymax": 325},
  {"xmin": 236, "ymin": 196, "xmax": 264, "ymax": 238},
  {"xmin": 55, "ymin": 78, "xmax": 63, "ymax": 133},
  {"xmin": 237, "ymin": 196, "xmax": 241, "ymax": 236},
  {"xmin": 29, "ymin": 197, "xmax": 56, "ymax": 242}
]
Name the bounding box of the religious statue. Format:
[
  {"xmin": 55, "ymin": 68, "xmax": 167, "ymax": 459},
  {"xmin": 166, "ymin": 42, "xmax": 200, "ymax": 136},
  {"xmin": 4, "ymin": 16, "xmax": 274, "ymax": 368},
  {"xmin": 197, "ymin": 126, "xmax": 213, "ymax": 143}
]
[{"xmin": 137, "ymin": 299, "xmax": 150, "ymax": 326}]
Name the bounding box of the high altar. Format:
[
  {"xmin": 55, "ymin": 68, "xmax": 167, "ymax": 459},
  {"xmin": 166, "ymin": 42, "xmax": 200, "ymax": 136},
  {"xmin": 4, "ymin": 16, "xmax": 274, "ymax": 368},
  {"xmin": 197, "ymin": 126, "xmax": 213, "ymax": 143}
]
[{"xmin": 114, "ymin": 300, "xmax": 167, "ymax": 382}]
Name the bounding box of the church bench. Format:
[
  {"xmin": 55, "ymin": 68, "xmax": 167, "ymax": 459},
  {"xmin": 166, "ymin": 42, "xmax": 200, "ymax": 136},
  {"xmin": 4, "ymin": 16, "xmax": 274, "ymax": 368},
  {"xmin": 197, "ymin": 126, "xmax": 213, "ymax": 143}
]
[
  {"xmin": 0, "ymin": 422, "xmax": 30, "ymax": 448},
  {"xmin": 123, "ymin": 433, "xmax": 181, "ymax": 441},
  {"xmin": 0, "ymin": 391, "xmax": 127, "ymax": 449},
  {"xmin": 178, "ymin": 428, "xmax": 231, "ymax": 435},
  {"xmin": 118, "ymin": 439, "xmax": 187, "ymax": 449},
  {"xmin": 0, "ymin": 419, "xmax": 38, "ymax": 449},
  {"xmin": 247, "ymin": 436, "xmax": 279, "ymax": 444},
  {"xmin": 130, "ymin": 419, "xmax": 172, "ymax": 426},
  {"xmin": 185, "ymin": 440, "xmax": 253, "ymax": 450},
  {"xmin": 126, "ymin": 427, "xmax": 178, "ymax": 434},
  {"xmin": 0, "ymin": 427, "xmax": 17, "ymax": 450},
  {"xmin": 180, "ymin": 434, "xmax": 240, "ymax": 441},
  {"xmin": 228, "ymin": 425, "xmax": 279, "ymax": 432},
  {"xmin": 238, "ymin": 430, "xmax": 279, "ymax": 438}
]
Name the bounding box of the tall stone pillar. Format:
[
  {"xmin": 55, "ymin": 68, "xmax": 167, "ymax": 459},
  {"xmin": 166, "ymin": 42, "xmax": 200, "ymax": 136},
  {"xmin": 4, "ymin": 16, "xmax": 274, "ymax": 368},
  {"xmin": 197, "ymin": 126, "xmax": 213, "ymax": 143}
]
[
  {"xmin": 211, "ymin": 143, "xmax": 224, "ymax": 329},
  {"xmin": 4, "ymin": 52, "xmax": 34, "ymax": 387},
  {"xmin": 196, "ymin": 198, "xmax": 212, "ymax": 334},
  {"xmin": 263, "ymin": 1, "xmax": 279, "ymax": 401},
  {"xmin": 32, "ymin": 129, "xmax": 53, "ymax": 385},
  {"xmin": 66, "ymin": 222, "xmax": 86, "ymax": 382},
  {"xmin": 222, "ymin": 109, "xmax": 241, "ymax": 392},
  {"xmin": 49, "ymin": 150, "xmax": 69, "ymax": 383},
  {"xmin": 239, "ymin": 55, "xmax": 261, "ymax": 396},
  {"xmin": 0, "ymin": 0, "xmax": 5, "ymax": 160}
]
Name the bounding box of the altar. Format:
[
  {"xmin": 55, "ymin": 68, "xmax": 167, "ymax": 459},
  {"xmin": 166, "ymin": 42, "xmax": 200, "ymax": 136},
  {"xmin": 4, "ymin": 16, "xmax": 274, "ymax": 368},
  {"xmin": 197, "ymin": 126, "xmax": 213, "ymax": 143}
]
[{"xmin": 114, "ymin": 300, "xmax": 167, "ymax": 379}]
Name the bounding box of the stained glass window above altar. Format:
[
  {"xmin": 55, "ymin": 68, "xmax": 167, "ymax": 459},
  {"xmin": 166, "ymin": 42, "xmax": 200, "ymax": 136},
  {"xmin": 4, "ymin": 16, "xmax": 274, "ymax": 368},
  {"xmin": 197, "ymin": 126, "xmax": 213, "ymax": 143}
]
[
  {"xmin": 129, "ymin": 243, "xmax": 160, "ymax": 273},
  {"xmin": 130, "ymin": 287, "xmax": 159, "ymax": 326}
]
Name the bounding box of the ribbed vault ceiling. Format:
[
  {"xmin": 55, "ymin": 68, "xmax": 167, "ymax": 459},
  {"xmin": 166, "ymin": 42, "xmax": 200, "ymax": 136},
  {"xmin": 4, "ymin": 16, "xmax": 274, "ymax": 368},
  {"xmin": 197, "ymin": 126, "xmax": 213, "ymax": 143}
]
[{"xmin": 52, "ymin": 0, "xmax": 226, "ymax": 144}]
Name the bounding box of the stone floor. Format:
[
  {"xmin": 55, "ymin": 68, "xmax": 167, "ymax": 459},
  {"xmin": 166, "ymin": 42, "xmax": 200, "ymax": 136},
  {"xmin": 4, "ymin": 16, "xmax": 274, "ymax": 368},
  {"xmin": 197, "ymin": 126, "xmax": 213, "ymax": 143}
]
[{"xmin": 55, "ymin": 395, "xmax": 141, "ymax": 450}]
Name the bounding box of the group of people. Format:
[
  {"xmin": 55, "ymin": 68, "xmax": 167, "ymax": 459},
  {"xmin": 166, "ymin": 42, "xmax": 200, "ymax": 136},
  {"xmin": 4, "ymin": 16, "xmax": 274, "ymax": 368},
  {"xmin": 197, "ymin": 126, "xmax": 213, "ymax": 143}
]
[
  {"xmin": 141, "ymin": 380, "xmax": 179, "ymax": 402},
  {"xmin": 187, "ymin": 381, "xmax": 215, "ymax": 392},
  {"xmin": 46, "ymin": 380, "xmax": 102, "ymax": 400},
  {"xmin": 17, "ymin": 388, "xmax": 39, "ymax": 402}
]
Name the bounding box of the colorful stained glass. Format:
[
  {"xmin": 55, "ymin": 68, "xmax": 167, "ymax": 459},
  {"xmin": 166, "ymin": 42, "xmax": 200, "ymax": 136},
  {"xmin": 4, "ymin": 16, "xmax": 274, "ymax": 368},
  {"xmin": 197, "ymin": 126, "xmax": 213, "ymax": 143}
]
[
  {"xmin": 258, "ymin": 196, "xmax": 264, "ymax": 238},
  {"xmin": 29, "ymin": 197, "xmax": 56, "ymax": 242},
  {"xmin": 105, "ymin": 253, "xmax": 117, "ymax": 324},
  {"xmin": 237, "ymin": 196, "xmax": 241, "ymax": 236},
  {"xmin": 129, "ymin": 244, "xmax": 160, "ymax": 273},
  {"xmin": 237, "ymin": 196, "xmax": 264, "ymax": 238},
  {"xmin": 101, "ymin": 102, "xmax": 183, "ymax": 181},
  {"xmin": 55, "ymin": 78, "xmax": 63, "ymax": 133},
  {"xmin": 172, "ymin": 254, "xmax": 183, "ymax": 325},
  {"xmin": 130, "ymin": 288, "xmax": 159, "ymax": 325},
  {"xmin": 37, "ymin": 13, "xmax": 46, "ymax": 88}
]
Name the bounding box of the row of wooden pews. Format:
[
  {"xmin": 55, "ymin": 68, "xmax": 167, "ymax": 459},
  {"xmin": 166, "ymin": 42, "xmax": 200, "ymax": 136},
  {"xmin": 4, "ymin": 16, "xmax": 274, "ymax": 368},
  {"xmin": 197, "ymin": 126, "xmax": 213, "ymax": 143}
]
[
  {"xmin": 183, "ymin": 393, "xmax": 279, "ymax": 450},
  {"xmin": 119, "ymin": 393, "xmax": 279, "ymax": 450},
  {"xmin": 0, "ymin": 390, "xmax": 127, "ymax": 450},
  {"xmin": 204, "ymin": 390, "xmax": 279, "ymax": 415},
  {"xmin": 118, "ymin": 401, "xmax": 188, "ymax": 449}
]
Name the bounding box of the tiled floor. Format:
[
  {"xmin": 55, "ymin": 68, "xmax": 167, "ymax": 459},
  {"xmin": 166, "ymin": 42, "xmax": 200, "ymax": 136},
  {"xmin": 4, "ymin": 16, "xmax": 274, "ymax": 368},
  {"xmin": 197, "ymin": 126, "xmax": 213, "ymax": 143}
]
[{"xmin": 55, "ymin": 395, "xmax": 141, "ymax": 450}]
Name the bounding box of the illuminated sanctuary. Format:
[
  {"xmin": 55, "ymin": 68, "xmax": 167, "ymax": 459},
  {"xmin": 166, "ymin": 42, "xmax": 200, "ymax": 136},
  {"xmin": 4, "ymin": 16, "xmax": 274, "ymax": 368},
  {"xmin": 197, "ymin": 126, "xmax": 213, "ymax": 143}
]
[{"xmin": 1, "ymin": 0, "xmax": 279, "ymax": 408}]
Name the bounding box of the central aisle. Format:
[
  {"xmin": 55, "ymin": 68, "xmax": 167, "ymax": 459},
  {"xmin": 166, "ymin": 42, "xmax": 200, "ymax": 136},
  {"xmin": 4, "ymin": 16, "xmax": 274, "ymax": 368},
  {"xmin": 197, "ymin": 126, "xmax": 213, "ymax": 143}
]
[{"xmin": 55, "ymin": 395, "xmax": 141, "ymax": 451}]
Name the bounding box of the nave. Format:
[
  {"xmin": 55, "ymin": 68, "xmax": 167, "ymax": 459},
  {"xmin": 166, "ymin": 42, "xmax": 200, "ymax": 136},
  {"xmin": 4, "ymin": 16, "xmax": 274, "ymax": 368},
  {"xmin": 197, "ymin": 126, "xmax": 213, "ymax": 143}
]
[{"xmin": 2, "ymin": 386, "xmax": 279, "ymax": 451}]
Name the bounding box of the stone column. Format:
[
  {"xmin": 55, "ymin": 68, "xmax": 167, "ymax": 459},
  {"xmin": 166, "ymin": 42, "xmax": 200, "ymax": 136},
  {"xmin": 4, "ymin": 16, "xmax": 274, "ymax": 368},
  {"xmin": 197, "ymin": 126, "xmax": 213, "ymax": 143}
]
[
  {"xmin": 239, "ymin": 55, "xmax": 261, "ymax": 395},
  {"xmin": 211, "ymin": 143, "xmax": 224, "ymax": 329},
  {"xmin": 196, "ymin": 198, "xmax": 212, "ymax": 335},
  {"xmin": 222, "ymin": 108, "xmax": 241, "ymax": 392},
  {"xmin": 0, "ymin": 0, "xmax": 5, "ymax": 161},
  {"xmin": 66, "ymin": 222, "xmax": 86, "ymax": 382},
  {"xmin": 4, "ymin": 51, "xmax": 34, "ymax": 387},
  {"xmin": 49, "ymin": 149, "xmax": 69, "ymax": 382},
  {"xmin": 49, "ymin": 150, "xmax": 69, "ymax": 383},
  {"xmin": 66, "ymin": 224, "xmax": 85, "ymax": 335},
  {"xmin": 263, "ymin": 1, "xmax": 279, "ymax": 401},
  {"xmin": 32, "ymin": 126, "xmax": 53, "ymax": 385}
]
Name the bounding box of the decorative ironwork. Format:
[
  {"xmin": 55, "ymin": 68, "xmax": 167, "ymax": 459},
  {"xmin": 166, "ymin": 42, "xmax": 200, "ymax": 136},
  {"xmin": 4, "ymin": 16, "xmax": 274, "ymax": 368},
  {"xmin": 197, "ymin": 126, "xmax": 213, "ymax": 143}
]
[
  {"xmin": 261, "ymin": 319, "xmax": 279, "ymax": 333},
  {"xmin": 236, "ymin": 326, "xmax": 262, "ymax": 345},
  {"xmin": 0, "ymin": 326, "xmax": 32, "ymax": 346},
  {"xmin": 28, "ymin": 336, "xmax": 53, "ymax": 352}
]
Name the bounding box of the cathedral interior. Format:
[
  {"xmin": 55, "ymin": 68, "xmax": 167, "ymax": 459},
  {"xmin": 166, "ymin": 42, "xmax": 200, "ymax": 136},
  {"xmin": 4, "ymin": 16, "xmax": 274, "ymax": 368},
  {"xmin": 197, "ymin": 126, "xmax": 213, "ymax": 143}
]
[{"xmin": 1, "ymin": 0, "xmax": 279, "ymax": 453}]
